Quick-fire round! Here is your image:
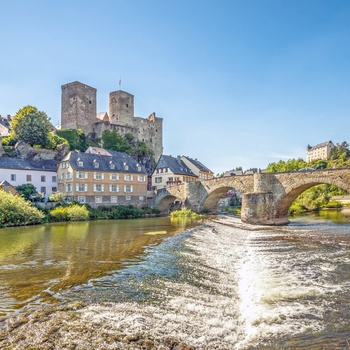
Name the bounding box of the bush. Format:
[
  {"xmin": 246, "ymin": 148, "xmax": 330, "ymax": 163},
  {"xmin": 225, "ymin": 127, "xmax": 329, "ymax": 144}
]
[
  {"xmin": 170, "ymin": 208, "xmax": 201, "ymax": 219},
  {"xmin": 0, "ymin": 190, "xmax": 44, "ymax": 227},
  {"xmin": 67, "ymin": 204, "xmax": 89, "ymax": 221}
]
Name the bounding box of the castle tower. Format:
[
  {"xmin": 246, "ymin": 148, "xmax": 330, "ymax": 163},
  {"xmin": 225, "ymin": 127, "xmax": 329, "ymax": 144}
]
[
  {"xmin": 109, "ymin": 90, "xmax": 134, "ymax": 127},
  {"xmin": 61, "ymin": 81, "xmax": 97, "ymax": 136}
]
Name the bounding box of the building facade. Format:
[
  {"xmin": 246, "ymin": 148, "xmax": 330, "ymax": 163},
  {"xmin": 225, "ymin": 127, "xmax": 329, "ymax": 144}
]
[
  {"xmin": 61, "ymin": 81, "xmax": 163, "ymax": 162},
  {"xmin": 306, "ymin": 141, "xmax": 334, "ymax": 162},
  {"xmin": 57, "ymin": 151, "xmax": 148, "ymax": 207},
  {"xmin": 152, "ymin": 155, "xmax": 199, "ymax": 190},
  {"xmin": 181, "ymin": 156, "xmax": 214, "ymax": 180},
  {"xmin": 0, "ymin": 158, "xmax": 59, "ymax": 200}
]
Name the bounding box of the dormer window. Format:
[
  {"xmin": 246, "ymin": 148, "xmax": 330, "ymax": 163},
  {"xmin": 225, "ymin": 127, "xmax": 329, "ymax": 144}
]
[
  {"xmin": 77, "ymin": 158, "xmax": 83, "ymax": 167},
  {"xmin": 109, "ymin": 161, "xmax": 115, "ymax": 170},
  {"xmin": 93, "ymin": 159, "xmax": 99, "ymax": 168},
  {"xmin": 137, "ymin": 163, "xmax": 141, "ymax": 172},
  {"xmin": 123, "ymin": 162, "xmax": 129, "ymax": 171}
]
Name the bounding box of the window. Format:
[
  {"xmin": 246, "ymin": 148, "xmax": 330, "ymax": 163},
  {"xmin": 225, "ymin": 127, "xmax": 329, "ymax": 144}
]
[
  {"xmin": 126, "ymin": 196, "xmax": 131, "ymax": 200},
  {"xmin": 94, "ymin": 172, "xmax": 104, "ymax": 180},
  {"xmin": 40, "ymin": 187, "xmax": 46, "ymax": 194},
  {"xmin": 110, "ymin": 173, "xmax": 119, "ymax": 181},
  {"xmin": 137, "ymin": 164, "xmax": 142, "ymax": 171},
  {"xmin": 123, "ymin": 163, "xmax": 129, "ymax": 170},
  {"xmin": 138, "ymin": 175, "xmax": 146, "ymax": 182},
  {"xmin": 155, "ymin": 177, "xmax": 162, "ymax": 183},
  {"xmin": 124, "ymin": 185, "xmax": 133, "ymax": 193},
  {"xmin": 52, "ymin": 187, "xmax": 57, "ymax": 192},
  {"xmin": 41, "ymin": 175, "xmax": 46, "ymax": 182},
  {"xmin": 10, "ymin": 174, "xmax": 16, "ymax": 181},
  {"xmin": 66, "ymin": 172, "xmax": 72, "ymax": 180},
  {"xmin": 139, "ymin": 196, "xmax": 144, "ymax": 200},
  {"xmin": 111, "ymin": 196, "xmax": 118, "ymax": 203},
  {"xmin": 93, "ymin": 184, "xmax": 104, "ymax": 192},
  {"xmin": 77, "ymin": 160, "xmax": 83, "ymax": 167},
  {"xmin": 95, "ymin": 196, "xmax": 102, "ymax": 203},
  {"xmin": 78, "ymin": 196, "xmax": 86, "ymax": 203},
  {"xmin": 66, "ymin": 184, "xmax": 72, "ymax": 192},
  {"xmin": 60, "ymin": 173, "xmax": 65, "ymax": 180},
  {"xmin": 109, "ymin": 184, "xmax": 119, "ymax": 192},
  {"xmin": 93, "ymin": 160, "xmax": 99, "ymax": 168},
  {"xmin": 76, "ymin": 184, "xmax": 88, "ymax": 192},
  {"xmin": 26, "ymin": 175, "xmax": 32, "ymax": 182},
  {"xmin": 124, "ymin": 175, "xmax": 133, "ymax": 181},
  {"xmin": 76, "ymin": 172, "xmax": 88, "ymax": 179},
  {"xmin": 109, "ymin": 163, "xmax": 115, "ymax": 169},
  {"xmin": 52, "ymin": 176, "xmax": 57, "ymax": 183},
  {"xmin": 61, "ymin": 162, "xmax": 68, "ymax": 168}
]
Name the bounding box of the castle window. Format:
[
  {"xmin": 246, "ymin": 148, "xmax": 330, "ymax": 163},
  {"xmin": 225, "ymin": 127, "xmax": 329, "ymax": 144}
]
[
  {"xmin": 89, "ymin": 100, "xmax": 92, "ymax": 104},
  {"xmin": 126, "ymin": 104, "xmax": 128, "ymax": 107}
]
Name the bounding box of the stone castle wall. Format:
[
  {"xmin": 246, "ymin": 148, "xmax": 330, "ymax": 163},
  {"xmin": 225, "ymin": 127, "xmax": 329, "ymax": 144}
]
[
  {"xmin": 61, "ymin": 82, "xmax": 97, "ymax": 136},
  {"xmin": 61, "ymin": 81, "xmax": 163, "ymax": 161}
]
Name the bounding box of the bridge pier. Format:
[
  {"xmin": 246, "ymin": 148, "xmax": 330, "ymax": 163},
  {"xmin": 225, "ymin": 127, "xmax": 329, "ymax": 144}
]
[{"xmin": 241, "ymin": 192, "xmax": 289, "ymax": 226}]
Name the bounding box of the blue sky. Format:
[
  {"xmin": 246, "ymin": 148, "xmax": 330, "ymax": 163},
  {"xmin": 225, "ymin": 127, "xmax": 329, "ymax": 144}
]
[{"xmin": 1, "ymin": 0, "xmax": 350, "ymax": 174}]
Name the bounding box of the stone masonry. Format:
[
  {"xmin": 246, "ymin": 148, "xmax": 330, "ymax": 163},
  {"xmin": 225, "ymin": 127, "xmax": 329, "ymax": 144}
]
[
  {"xmin": 152, "ymin": 169, "xmax": 350, "ymax": 225},
  {"xmin": 61, "ymin": 81, "xmax": 163, "ymax": 162}
]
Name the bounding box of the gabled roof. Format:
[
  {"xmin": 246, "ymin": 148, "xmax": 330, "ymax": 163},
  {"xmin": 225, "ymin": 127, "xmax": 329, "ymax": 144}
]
[
  {"xmin": 96, "ymin": 112, "xmax": 110, "ymax": 122},
  {"xmin": 155, "ymin": 155, "xmax": 197, "ymax": 177},
  {"xmin": 63, "ymin": 151, "xmax": 147, "ymax": 174},
  {"xmin": 182, "ymin": 156, "xmax": 213, "ymax": 173},
  {"xmin": 0, "ymin": 180, "xmax": 11, "ymax": 186},
  {"xmin": 308, "ymin": 141, "xmax": 334, "ymax": 151},
  {"xmin": 0, "ymin": 158, "xmax": 59, "ymax": 171}
]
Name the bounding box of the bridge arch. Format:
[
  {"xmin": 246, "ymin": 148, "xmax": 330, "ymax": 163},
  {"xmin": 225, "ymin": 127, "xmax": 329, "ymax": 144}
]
[
  {"xmin": 273, "ymin": 171, "xmax": 350, "ymax": 219},
  {"xmin": 199, "ymin": 175, "xmax": 255, "ymax": 212}
]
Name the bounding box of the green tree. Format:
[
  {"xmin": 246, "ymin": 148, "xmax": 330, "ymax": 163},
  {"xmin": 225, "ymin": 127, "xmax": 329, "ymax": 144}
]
[
  {"xmin": 16, "ymin": 183, "xmax": 40, "ymax": 201},
  {"xmin": 101, "ymin": 130, "xmax": 132, "ymax": 153},
  {"xmin": 56, "ymin": 129, "xmax": 88, "ymax": 151},
  {"xmin": 330, "ymin": 141, "xmax": 350, "ymax": 160},
  {"xmin": 10, "ymin": 106, "xmax": 52, "ymax": 147}
]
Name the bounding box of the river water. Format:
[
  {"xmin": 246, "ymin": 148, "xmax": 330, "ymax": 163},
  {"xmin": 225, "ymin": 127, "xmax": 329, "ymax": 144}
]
[{"xmin": 1, "ymin": 211, "xmax": 350, "ymax": 349}]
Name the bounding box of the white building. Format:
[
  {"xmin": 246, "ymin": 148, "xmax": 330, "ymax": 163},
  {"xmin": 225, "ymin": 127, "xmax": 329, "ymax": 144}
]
[
  {"xmin": 306, "ymin": 141, "xmax": 334, "ymax": 162},
  {"xmin": 0, "ymin": 158, "xmax": 59, "ymax": 200}
]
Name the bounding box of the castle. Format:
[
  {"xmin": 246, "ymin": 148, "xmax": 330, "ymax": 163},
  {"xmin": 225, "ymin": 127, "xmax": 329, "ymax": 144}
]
[{"xmin": 61, "ymin": 81, "xmax": 163, "ymax": 161}]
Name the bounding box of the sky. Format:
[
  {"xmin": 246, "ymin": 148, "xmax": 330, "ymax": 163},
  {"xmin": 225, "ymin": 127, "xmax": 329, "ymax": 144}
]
[{"xmin": 1, "ymin": 0, "xmax": 350, "ymax": 175}]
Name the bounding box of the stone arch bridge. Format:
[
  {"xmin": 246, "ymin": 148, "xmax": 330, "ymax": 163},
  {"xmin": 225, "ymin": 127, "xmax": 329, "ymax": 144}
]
[{"xmin": 151, "ymin": 168, "xmax": 350, "ymax": 225}]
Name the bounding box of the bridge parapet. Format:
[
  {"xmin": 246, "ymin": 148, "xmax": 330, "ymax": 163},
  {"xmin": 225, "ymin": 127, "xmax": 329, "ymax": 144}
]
[{"xmin": 151, "ymin": 168, "xmax": 350, "ymax": 225}]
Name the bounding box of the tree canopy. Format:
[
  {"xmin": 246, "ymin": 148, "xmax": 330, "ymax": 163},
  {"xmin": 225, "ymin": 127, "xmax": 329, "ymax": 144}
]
[{"xmin": 10, "ymin": 106, "xmax": 52, "ymax": 147}]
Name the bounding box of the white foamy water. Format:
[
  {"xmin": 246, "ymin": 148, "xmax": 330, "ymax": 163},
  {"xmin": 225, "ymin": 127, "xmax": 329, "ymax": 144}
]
[
  {"xmin": 4, "ymin": 215, "xmax": 350, "ymax": 349},
  {"xmin": 63, "ymin": 215, "xmax": 350, "ymax": 349}
]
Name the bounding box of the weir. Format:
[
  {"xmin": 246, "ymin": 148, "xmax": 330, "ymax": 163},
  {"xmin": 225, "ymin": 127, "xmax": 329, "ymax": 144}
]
[{"xmin": 152, "ymin": 168, "xmax": 350, "ymax": 225}]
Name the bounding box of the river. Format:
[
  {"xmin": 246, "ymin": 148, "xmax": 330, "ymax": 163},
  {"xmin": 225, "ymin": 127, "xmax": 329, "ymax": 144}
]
[{"xmin": 1, "ymin": 211, "xmax": 350, "ymax": 349}]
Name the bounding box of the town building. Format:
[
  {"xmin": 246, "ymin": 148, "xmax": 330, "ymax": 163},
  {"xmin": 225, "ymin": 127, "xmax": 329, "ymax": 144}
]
[
  {"xmin": 57, "ymin": 151, "xmax": 148, "ymax": 207},
  {"xmin": 0, "ymin": 180, "xmax": 18, "ymax": 195},
  {"xmin": 152, "ymin": 155, "xmax": 199, "ymax": 190},
  {"xmin": 306, "ymin": 141, "xmax": 334, "ymax": 162},
  {"xmin": 61, "ymin": 81, "xmax": 163, "ymax": 162},
  {"xmin": 0, "ymin": 158, "xmax": 59, "ymax": 200},
  {"xmin": 181, "ymin": 156, "xmax": 214, "ymax": 180}
]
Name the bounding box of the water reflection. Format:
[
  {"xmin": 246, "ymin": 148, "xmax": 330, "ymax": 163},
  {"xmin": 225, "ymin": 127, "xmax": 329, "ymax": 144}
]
[{"xmin": 0, "ymin": 217, "xmax": 199, "ymax": 316}]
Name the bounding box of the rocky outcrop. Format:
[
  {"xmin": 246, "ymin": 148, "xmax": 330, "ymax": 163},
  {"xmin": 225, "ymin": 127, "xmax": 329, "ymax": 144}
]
[{"xmin": 14, "ymin": 141, "xmax": 69, "ymax": 161}]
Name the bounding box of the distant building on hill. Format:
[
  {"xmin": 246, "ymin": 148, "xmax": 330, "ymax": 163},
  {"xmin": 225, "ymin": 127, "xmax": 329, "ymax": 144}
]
[{"xmin": 306, "ymin": 141, "xmax": 334, "ymax": 162}]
